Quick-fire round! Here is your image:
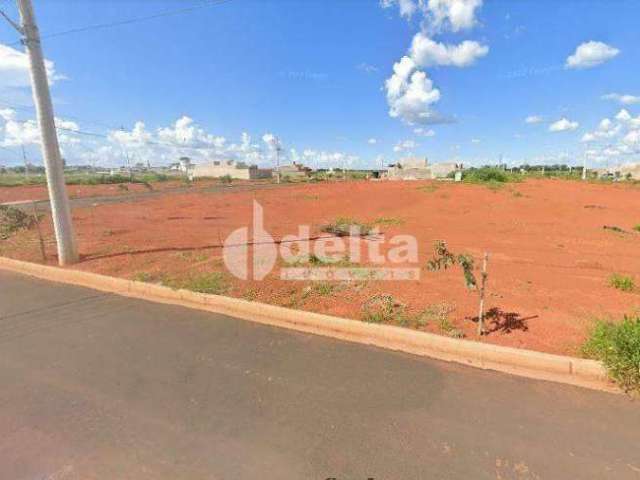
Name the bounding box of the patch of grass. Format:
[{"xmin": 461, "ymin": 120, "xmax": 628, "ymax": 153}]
[
  {"xmin": 163, "ymin": 272, "xmax": 229, "ymax": 295},
  {"xmin": 417, "ymin": 184, "xmax": 439, "ymax": 193},
  {"xmin": 321, "ymin": 217, "xmax": 373, "ymax": 237},
  {"xmin": 0, "ymin": 174, "xmax": 47, "ymax": 187},
  {"xmin": 132, "ymin": 271, "xmax": 154, "ymax": 282},
  {"xmin": 176, "ymin": 251, "xmax": 209, "ymax": 263},
  {"xmin": 286, "ymin": 253, "xmax": 358, "ymax": 269},
  {"xmin": 361, "ymin": 294, "xmax": 403, "ymax": 323},
  {"xmin": 582, "ymin": 316, "xmax": 640, "ymax": 394},
  {"xmin": 373, "ymin": 216, "xmax": 404, "ymax": 226},
  {"xmin": 0, "ymin": 205, "xmax": 35, "ymax": 239},
  {"xmin": 242, "ymin": 288, "xmax": 259, "ymax": 301},
  {"xmin": 301, "ymin": 281, "xmax": 341, "ymax": 299},
  {"xmin": 438, "ymin": 317, "xmax": 464, "ymax": 338},
  {"xmin": 298, "ymin": 194, "xmax": 319, "ymax": 200},
  {"xmin": 420, "ymin": 302, "xmax": 456, "ymax": 328},
  {"xmin": 609, "ymin": 273, "xmax": 636, "ymax": 292},
  {"xmin": 633, "ymin": 224, "xmax": 640, "ymax": 233}
]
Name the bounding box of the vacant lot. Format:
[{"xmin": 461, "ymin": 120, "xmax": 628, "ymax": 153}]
[
  {"xmin": 2, "ymin": 178, "xmax": 639, "ymax": 356},
  {"xmin": 0, "ymin": 178, "xmax": 224, "ymax": 204}
]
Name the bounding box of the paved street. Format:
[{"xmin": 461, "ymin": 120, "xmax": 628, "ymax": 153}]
[{"xmin": 1, "ymin": 270, "xmax": 639, "ymax": 480}]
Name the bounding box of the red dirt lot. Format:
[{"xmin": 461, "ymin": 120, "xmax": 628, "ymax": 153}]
[{"xmin": 2, "ymin": 178, "xmax": 640, "ymax": 356}]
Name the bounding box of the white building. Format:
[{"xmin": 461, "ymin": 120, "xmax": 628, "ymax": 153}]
[
  {"xmin": 191, "ymin": 159, "xmax": 272, "ymax": 180},
  {"xmin": 387, "ymin": 157, "xmax": 461, "ymax": 180}
]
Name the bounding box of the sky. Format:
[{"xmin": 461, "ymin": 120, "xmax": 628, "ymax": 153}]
[{"xmin": 0, "ymin": 0, "xmax": 639, "ymax": 170}]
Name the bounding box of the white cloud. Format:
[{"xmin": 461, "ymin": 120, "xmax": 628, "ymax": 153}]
[
  {"xmin": 2, "ymin": 118, "xmax": 40, "ymax": 146},
  {"xmin": 157, "ymin": 116, "xmax": 225, "ymax": 148},
  {"xmin": 299, "ymin": 149, "xmax": 360, "ymax": 168},
  {"xmin": 380, "ymin": 0, "xmax": 418, "ymax": 19},
  {"xmin": 602, "ymin": 93, "xmax": 640, "ymax": 105},
  {"xmin": 614, "ymin": 108, "xmax": 640, "ymax": 128},
  {"xmin": 471, "ymin": 138, "xmax": 481, "ymax": 143},
  {"xmin": 425, "ymin": 0, "xmax": 483, "ymax": 32},
  {"xmin": 410, "ymin": 33, "xmax": 488, "ymax": 67},
  {"xmin": 525, "ymin": 115, "xmax": 544, "ymax": 124},
  {"xmin": 581, "ymin": 115, "xmax": 626, "ymax": 143},
  {"xmin": 0, "ymin": 44, "xmax": 63, "ymax": 92},
  {"xmin": 0, "ymin": 109, "xmax": 369, "ymax": 169},
  {"xmin": 385, "ymin": 57, "xmax": 442, "ymax": 125},
  {"xmin": 357, "ymin": 63, "xmax": 378, "ymax": 74},
  {"xmin": 413, "ymin": 127, "xmax": 435, "ymax": 137},
  {"xmin": 367, "ymin": 138, "xmax": 378, "ymax": 144},
  {"xmin": 615, "ymin": 109, "xmax": 632, "ymax": 122},
  {"xmin": 393, "ymin": 139, "xmax": 418, "ymax": 152},
  {"xmin": 0, "ymin": 108, "xmax": 16, "ymax": 122},
  {"xmin": 0, "ymin": 108, "xmax": 79, "ymax": 147},
  {"xmin": 549, "ymin": 117, "xmax": 579, "ymax": 132},
  {"xmin": 565, "ymin": 41, "xmax": 619, "ymax": 70},
  {"xmin": 109, "ymin": 121, "xmax": 152, "ymax": 147},
  {"xmin": 382, "ymin": 0, "xmax": 483, "ymax": 31},
  {"xmin": 262, "ymin": 133, "xmax": 281, "ymax": 151},
  {"xmin": 382, "ymin": 0, "xmax": 486, "ymax": 127},
  {"xmin": 623, "ymin": 130, "xmax": 640, "ymax": 146}
]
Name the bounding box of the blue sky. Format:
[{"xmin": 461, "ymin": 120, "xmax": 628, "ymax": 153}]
[{"xmin": 0, "ymin": 0, "xmax": 639, "ymax": 169}]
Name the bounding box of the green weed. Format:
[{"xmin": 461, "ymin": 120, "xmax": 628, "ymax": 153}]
[
  {"xmin": 609, "ymin": 273, "xmax": 636, "ymax": 292},
  {"xmin": 582, "ymin": 316, "xmax": 640, "ymax": 394}
]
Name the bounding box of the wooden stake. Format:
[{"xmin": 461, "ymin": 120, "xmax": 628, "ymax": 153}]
[
  {"xmin": 477, "ymin": 252, "xmax": 489, "ymax": 336},
  {"xmin": 31, "ymin": 201, "xmax": 46, "ymax": 263}
]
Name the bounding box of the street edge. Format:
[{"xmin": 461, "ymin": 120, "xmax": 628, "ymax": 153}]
[{"xmin": 0, "ymin": 256, "xmax": 618, "ymax": 394}]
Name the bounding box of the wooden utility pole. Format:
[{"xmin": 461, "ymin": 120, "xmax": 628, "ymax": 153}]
[
  {"xmin": 477, "ymin": 253, "xmax": 489, "ymax": 336},
  {"xmin": 275, "ymin": 143, "xmax": 281, "ymax": 184},
  {"xmin": 16, "ymin": 0, "xmax": 78, "ymax": 264}
]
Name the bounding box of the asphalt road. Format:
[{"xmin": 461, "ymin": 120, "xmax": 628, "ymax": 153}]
[{"xmin": 1, "ymin": 270, "xmax": 639, "ymax": 480}]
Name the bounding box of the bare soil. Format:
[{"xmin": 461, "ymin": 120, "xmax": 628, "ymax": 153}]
[{"xmin": 2, "ymin": 178, "xmax": 639, "ymax": 356}]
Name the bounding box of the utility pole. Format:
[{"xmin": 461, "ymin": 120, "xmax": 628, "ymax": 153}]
[
  {"xmin": 275, "ymin": 142, "xmax": 281, "ymax": 184},
  {"xmin": 21, "ymin": 145, "xmax": 28, "ymax": 179},
  {"xmin": 16, "ymin": 0, "xmax": 78, "ymax": 264}
]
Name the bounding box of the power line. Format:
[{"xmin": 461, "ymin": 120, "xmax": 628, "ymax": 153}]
[{"xmin": 4, "ymin": 0, "xmax": 234, "ymax": 46}]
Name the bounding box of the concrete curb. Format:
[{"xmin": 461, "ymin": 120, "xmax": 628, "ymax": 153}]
[{"xmin": 0, "ymin": 256, "xmax": 617, "ymax": 393}]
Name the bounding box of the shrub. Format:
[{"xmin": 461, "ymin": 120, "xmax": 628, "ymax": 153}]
[
  {"xmin": 321, "ymin": 217, "xmax": 373, "ymax": 237},
  {"xmin": 609, "ymin": 273, "xmax": 635, "ymax": 292},
  {"xmin": 633, "ymin": 224, "xmax": 640, "ymax": 233},
  {"xmin": 0, "ymin": 205, "xmax": 35, "ymax": 239},
  {"xmin": 462, "ymin": 167, "xmax": 510, "ymax": 184},
  {"xmin": 427, "ymin": 240, "xmax": 477, "ymax": 289},
  {"xmin": 373, "ymin": 216, "xmax": 404, "ymax": 226},
  {"xmin": 582, "ymin": 316, "xmax": 640, "ymax": 394},
  {"xmin": 219, "ymin": 174, "xmax": 233, "ymax": 184}
]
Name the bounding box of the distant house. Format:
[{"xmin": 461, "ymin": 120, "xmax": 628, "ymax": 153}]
[
  {"xmin": 387, "ymin": 157, "xmax": 462, "ymax": 180},
  {"xmin": 191, "ymin": 159, "xmax": 272, "ymax": 180},
  {"xmin": 597, "ymin": 162, "xmax": 640, "ymax": 180},
  {"xmin": 277, "ymin": 162, "xmax": 311, "ymax": 180},
  {"xmin": 430, "ymin": 162, "xmax": 461, "ymax": 179}
]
